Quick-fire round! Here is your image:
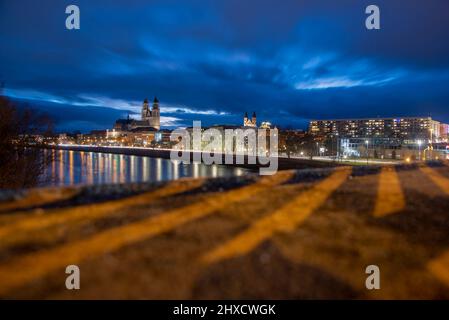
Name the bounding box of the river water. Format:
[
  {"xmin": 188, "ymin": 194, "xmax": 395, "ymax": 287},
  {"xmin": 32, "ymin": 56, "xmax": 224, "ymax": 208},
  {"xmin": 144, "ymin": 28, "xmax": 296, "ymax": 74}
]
[{"xmin": 39, "ymin": 149, "xmax": 249, "ymax": 187}]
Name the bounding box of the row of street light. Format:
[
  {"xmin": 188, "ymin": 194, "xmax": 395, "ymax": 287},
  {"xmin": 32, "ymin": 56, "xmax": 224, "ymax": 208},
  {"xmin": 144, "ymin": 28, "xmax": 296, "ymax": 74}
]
[{"xmin": 317, "ymin": 138, "xmax": 432, "ymax": 164}]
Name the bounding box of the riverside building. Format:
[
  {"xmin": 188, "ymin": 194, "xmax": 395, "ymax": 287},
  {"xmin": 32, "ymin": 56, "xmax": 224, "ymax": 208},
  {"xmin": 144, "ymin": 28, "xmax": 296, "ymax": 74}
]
[{"xmin": 308, "ymin": 117, "xmax": 449, "ymax": 160}]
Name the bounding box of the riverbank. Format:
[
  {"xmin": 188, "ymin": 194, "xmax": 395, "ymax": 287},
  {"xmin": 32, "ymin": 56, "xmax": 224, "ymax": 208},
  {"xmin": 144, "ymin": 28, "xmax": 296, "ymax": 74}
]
[{"xmin": 48, "ymin": 144, "xmax": 345, "ymax": 171}]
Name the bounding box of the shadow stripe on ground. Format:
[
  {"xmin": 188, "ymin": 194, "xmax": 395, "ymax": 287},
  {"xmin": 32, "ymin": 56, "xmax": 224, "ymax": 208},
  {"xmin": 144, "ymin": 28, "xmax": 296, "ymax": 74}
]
[
  {"xmin": 421, "ymin": 166, "xmax": 449, "ymax": 288},
  {"xmin": 0, "ymin": 171, "xmax": 294, "ymax": 297},
  {"xmin": 0, "ymin": 187, "xmax": 80, "ymax": 214},
  {"xmin": 0, "ymin": 179, "xmax": 205, "ymax": 250},
  {"xmin": 200, "ymin": 168, "xmax": 351, "ymax": 265}
]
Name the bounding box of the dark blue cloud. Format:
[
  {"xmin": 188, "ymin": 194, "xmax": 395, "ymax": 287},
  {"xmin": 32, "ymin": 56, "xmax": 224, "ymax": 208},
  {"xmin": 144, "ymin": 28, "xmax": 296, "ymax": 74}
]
[{"xmin": 1, "ymin": 0, "xmax": 449, "ymax": 132}]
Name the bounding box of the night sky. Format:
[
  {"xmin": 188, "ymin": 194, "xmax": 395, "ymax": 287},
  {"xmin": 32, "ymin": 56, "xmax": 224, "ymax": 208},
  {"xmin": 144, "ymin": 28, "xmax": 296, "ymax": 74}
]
[{"xmin": 1, "ymin": 0, "xmax": 449, "ymax": 132}]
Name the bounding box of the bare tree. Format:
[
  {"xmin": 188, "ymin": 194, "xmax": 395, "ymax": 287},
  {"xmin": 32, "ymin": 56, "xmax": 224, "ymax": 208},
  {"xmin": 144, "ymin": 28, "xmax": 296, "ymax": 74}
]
[{"xmin": 0, "ymin": 96, "xmax": 54, "ymax": 189}]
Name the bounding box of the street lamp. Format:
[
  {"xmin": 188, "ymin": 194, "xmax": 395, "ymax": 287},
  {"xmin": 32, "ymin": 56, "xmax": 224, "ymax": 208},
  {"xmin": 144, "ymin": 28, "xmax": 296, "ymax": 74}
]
[
  {"xmin": 417, "ymin": 140, "xmax": 423, "ymax": 161},
  {"xmin": 319, "ymin": 147, "xmax": 325, "ymax": 156},
  {"xmin": 365, "ymin": 139, "xmax": 369, "ymax": 165}
]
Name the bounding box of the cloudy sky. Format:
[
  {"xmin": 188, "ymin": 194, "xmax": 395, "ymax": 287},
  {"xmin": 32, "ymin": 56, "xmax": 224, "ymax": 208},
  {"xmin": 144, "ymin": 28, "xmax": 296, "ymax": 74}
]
[{"xmin": 1, "ymin": 0, "xmax": 449, "ymax": 132}]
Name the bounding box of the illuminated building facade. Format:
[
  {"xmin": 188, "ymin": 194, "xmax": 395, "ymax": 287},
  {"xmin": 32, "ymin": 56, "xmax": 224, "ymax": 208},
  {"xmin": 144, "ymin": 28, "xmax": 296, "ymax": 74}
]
[
  {"xmin": 309, "ymin": 117, "xmax": 447, "ymax": 143},
  {"xmin": 141, "ymin": 97, "xmax": 160, "ymax": 130},
  {"xmin": 243, "ymin": 112, "xmax": 257, "ymax": 127},
  {"xmin": 114, "ymin": 97, "xmax": 161, "ymax": 132}
]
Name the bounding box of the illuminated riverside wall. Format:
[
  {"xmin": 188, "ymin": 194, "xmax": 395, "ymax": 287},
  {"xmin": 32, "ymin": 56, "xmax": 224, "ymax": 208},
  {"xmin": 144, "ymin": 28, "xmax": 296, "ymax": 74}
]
[{"xmin": 49, "ymin": 145, "xmax": 341, "ymax": 170}]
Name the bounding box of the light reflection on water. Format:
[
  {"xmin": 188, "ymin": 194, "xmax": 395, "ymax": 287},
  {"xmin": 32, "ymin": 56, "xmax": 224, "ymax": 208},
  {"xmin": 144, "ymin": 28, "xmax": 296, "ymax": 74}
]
[{"xmin": 40, "ymin": 149, "xmax": 248, "ymax": 187}]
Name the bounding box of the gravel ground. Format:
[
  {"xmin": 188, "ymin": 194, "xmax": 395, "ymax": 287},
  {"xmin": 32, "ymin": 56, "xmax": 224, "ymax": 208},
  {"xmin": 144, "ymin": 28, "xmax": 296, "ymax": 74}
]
[{"xmin": 0, "ymin": 162, "xmax": 448, "ymax": 299}]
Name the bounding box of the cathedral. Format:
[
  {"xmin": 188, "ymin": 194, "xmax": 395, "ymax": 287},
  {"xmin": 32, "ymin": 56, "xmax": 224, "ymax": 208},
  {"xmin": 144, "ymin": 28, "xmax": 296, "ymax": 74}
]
[
  {"xmin": 243, "ymin": 112, "xmax": 257, "ymax": 127},
  {"xmin": 141, "ymin": 97, "xmax": 160, "ymax": 130},
  {"xmin": 114, "ymin": 97, "xmax": 161, "ymax": 132}
]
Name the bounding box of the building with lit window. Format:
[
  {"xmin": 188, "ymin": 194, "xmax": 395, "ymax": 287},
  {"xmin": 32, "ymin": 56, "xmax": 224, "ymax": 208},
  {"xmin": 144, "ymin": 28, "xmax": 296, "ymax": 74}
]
[
  {"xmin": 309, "ymin": 117, "xmax": 447, "ymax": 143},
  {"xmin": 309, "ymin": 117, "xmax": 449, "ymax": 160}
]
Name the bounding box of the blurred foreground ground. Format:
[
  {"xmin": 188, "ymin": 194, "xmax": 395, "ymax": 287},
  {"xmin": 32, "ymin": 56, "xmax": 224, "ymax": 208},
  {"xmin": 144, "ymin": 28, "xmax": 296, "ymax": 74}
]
[{"xmin": 0, "ymin": 162, "xmax": 449, "ymax": 299}]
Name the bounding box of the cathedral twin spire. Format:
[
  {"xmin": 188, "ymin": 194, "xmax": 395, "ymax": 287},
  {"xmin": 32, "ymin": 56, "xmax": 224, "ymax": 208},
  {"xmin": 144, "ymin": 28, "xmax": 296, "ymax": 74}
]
[
  {"xmin": 141, "ymin": 97, "xmax": 160, "ymax": 130},
  {"xmin": 243, "ymin": 111, "xmax": 257, "ymax": 127}
]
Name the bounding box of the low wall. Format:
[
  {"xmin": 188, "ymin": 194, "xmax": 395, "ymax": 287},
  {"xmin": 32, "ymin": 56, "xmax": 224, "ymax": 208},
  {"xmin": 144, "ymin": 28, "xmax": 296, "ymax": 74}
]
[{"xmin": 48, "ymin": 145, "xmax": 343, "ymax": 170}]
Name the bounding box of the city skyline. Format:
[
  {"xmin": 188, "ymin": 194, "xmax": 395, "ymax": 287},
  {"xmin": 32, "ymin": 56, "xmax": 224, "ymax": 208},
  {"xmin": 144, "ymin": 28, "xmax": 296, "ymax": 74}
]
[
  {"xmin": 1, "ymin": 0, "xmax": 449, "ymax": 133},
  {"xmin": 2, "ymin": 1, "xmax": 449, "ymax": 303}
]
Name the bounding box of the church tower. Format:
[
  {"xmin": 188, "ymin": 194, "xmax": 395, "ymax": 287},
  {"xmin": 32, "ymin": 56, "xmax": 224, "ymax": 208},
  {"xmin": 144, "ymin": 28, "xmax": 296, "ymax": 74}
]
[
  {"xmin": 149, "ymin": 97, "xmax": 160, "ymax": 130},
  {"xmin": 252, "ymin": 112, "xmax": 257, "ymax": 126},
  {"xmin": 243, "ymin": 111, "xmax": 257, "ymax": 127},
  {"xmin": 140, "ymin": 97, "xmax": 161, "ymax": 130},
  {"xmin": 243, "ymin": 112, "xmax": 248, "ymax": 126},
  {"xmin": 141, "ymin": 98, "xmax": 150, "ymax": 120}
]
